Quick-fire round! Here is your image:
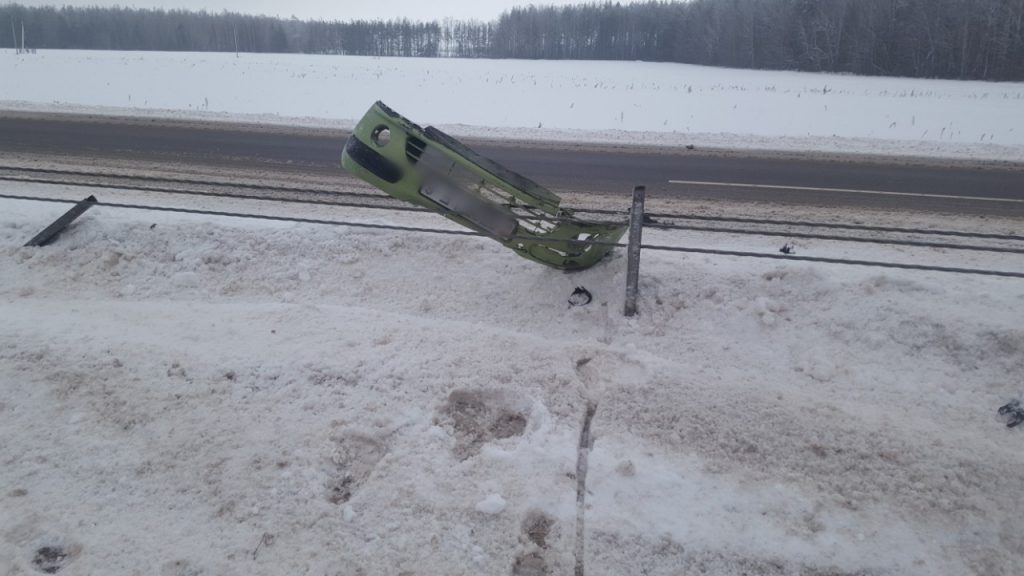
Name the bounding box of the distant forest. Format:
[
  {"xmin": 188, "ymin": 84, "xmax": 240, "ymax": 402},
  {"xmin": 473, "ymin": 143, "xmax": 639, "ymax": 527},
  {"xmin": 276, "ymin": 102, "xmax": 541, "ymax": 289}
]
[{"xmin": 2, "ymin": 1, "xmax": 1023, "ymax": 81}]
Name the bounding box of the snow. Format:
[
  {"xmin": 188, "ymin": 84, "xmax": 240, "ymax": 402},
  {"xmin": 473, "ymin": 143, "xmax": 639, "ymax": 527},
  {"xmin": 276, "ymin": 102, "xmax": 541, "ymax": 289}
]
[
  {"xmin": 2, "ymin": 50, "xmax": 1024, "ymax": 161},
  {"xmin": 1, "ymin": 185, "xmax": 1023, "ymax": 575},
  {"xmin": 476, "ymin": 494, "xmax": 508, "ymax": 515}
]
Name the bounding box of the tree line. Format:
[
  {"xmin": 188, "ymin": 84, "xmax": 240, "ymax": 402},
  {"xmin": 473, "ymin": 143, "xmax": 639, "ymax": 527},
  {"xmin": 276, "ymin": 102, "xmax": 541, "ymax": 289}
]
[{"xmin": 2, "ymin": 1, "xmax": 1023, "ymax": 81}]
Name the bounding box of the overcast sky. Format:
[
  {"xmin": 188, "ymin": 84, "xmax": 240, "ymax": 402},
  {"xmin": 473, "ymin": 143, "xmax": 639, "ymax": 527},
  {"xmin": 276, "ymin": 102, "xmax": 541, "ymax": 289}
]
[{"xmin": 16, "ymin": 1, "xmax": 631, "ymax": 22}]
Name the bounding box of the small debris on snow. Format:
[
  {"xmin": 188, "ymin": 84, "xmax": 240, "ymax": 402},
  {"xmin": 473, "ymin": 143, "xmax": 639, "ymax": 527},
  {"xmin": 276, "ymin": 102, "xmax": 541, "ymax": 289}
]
[
  {"xmin": 33, "ymin": 546, "xmax": 71, "ymax": 574},
  {"xmin": 251, "ymin": 532, "xmax": 274, "ymax": 560},
  {"xmin": 997, "ymin": 400, "xmax": 1023, "ymax": 428},
  {"xmin": 780, "ymin": 243, "xmax": 796, "ymax": 255},
  {"xmin": 166, "ymin": 362, "xmax": 187, "ymax": 378},
  {"xmin": 475, "ymin": 493, "xmax": 507, "ymax": 515},
  {"xmin": 568, "ymin": 286, "xmax": 592, "ymax": 307}
]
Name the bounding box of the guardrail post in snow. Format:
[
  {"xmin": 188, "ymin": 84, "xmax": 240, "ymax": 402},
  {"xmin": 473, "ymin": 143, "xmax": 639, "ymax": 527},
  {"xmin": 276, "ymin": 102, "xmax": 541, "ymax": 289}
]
[
  {"xmin": 624, "ymin": 185, "xmax": 645, "ymax": 317},
  {"xmin": 25, "ymin": 195, "xmax": 98, "ymax": 247}
]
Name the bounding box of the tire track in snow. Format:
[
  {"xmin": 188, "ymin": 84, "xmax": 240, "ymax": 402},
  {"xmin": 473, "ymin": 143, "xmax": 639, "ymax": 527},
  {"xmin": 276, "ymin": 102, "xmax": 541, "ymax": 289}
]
[{"xmin": 574, "ymin": 400, "xmax": 597, "ymax": 576}]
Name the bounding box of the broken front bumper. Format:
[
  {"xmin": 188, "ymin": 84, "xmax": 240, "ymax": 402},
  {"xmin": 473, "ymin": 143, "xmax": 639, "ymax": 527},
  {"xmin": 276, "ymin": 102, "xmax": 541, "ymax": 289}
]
[{"xmin": 341, "ymin": 101, "xmax": 625, "ymax": 271}]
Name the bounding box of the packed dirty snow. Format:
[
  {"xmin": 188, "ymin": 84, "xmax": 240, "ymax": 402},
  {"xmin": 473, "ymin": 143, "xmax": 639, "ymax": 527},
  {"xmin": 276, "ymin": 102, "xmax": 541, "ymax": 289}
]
[
  {"xmin": 1, "ymin": 192, "xmax": 1022, "ymax": 576},
  {"xmin": 2, "ymin": 50, "xmax": 1024, "ymax": 161}
]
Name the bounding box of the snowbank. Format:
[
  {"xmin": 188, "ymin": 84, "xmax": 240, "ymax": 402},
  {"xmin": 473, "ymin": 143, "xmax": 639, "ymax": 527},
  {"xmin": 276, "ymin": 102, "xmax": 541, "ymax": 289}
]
[
  {"xmin": 2, "ymin": 50, "xmax": 1023, "ymax": 161},
  {"xmin": 1, "ymin": 194, "xmax": 1022, "ymax": 575}
]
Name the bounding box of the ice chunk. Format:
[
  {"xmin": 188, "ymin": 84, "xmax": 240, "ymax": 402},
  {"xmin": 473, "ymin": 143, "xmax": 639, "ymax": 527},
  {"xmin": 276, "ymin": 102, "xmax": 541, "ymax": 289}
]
[{"xmin": 475, "ymin": 494, "xmax": 507, "ymax": 515}]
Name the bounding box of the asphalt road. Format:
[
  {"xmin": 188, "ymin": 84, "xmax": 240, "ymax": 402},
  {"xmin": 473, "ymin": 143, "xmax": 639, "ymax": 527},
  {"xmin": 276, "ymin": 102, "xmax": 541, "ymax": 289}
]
[{"xmin": 1, "ymin": 113, "xmax": 1022, "ymax": 216}]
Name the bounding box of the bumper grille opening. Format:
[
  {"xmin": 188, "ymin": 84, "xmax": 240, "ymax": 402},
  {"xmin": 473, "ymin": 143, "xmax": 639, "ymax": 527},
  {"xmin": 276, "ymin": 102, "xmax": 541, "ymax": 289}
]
[{"xmin": 406, "ymin": 136, "xmax": 427, "ymax": 164}]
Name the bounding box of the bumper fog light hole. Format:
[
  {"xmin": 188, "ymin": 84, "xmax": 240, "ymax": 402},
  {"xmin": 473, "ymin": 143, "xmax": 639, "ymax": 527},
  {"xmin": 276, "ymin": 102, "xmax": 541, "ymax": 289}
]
[{"xmin": 371, "ymin": 126, "xmax": 392, "ymax": 147}]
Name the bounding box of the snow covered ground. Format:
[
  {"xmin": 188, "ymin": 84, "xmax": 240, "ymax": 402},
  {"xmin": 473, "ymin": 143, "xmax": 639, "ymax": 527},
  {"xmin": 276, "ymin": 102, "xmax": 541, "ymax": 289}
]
[
  {"xmin": 2, "ymin": 184, "xmax": 1023, "ymax": 575},
  {"xmin": 2, "ymin": 50, "xmax": 1024, "ymax": 161}
]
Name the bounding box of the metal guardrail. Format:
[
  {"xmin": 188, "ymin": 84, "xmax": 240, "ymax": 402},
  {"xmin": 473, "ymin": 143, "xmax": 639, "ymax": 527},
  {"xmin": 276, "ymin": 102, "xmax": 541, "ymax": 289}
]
[{"xmin": 5, "ymin": 192, "xmax": 1024, "ymax": 322}]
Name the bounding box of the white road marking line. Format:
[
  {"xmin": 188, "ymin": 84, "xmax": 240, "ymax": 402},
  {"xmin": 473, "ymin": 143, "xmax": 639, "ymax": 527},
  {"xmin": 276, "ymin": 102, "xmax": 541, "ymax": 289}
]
[{"xmin": 667, "ymin": 179, "xmax": 1024, "ymax": 203}]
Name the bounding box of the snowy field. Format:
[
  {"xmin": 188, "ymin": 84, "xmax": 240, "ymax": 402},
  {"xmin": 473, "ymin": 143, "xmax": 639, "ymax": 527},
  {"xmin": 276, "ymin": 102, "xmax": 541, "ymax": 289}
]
[
  {"xmin": 2, "ymin": 50, "xmax": 1024, "ymax": 161},
  {"xmin": 2, "ymin": 184, "xmax": 1023, "ymax": 575}
]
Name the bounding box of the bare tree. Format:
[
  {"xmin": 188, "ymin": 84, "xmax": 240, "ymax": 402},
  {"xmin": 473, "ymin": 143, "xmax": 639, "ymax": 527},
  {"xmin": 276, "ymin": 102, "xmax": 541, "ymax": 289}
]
[{"xmin": 2, "ymin": 1, "xmax": 1021, "ymax": 80}]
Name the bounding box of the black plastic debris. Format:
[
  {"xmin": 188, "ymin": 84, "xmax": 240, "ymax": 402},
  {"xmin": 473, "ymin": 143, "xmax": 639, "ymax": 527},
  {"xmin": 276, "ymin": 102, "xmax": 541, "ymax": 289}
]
[
  {"xmin": 33, "ymin": 546, "xmax": 68, "ymax": 574},
  {"xmin": 24, "ymin": 195, "xmax": 97, "ymax": 247},
  {"xmin": 998, "ymin": 400, "xmax": 1023, "ymax": 428},
  {"xmin": 780, "ymin": 243, "xmax": 796, "ymax": 255},
  {"xmin": 568, "ymin": 286, "xmax": 593, "ymax": 307}
]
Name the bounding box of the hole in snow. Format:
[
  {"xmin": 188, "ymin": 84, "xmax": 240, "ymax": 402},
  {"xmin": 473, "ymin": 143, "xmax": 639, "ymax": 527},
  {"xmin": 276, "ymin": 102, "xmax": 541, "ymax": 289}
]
[{"xmin": 439, "ymin": 389, "xmax": 530, "ymax": 460}]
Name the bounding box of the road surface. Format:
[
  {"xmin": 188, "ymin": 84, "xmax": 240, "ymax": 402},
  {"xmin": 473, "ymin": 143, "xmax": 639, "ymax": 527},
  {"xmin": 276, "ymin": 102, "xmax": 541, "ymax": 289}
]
[{"xmin": 0, "ymin": 112, "xmax": 1021, "ymax": 216}]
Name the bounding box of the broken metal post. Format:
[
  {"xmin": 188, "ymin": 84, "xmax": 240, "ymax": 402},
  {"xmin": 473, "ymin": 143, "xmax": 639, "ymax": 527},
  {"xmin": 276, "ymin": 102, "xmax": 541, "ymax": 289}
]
[
  {"xmin": 25, "ymin": 195, "xmax": 97, "ymax": 247},
  {"xmin": 624, "ymin": 185, "xmax": 645, "ymax": 317}
]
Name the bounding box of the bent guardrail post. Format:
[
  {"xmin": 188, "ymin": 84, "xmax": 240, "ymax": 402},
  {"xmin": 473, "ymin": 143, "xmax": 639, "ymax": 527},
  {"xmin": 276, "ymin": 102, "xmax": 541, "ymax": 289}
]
[
  {"xmin": 624, "ymin": 185, "xmax": 645, "ymax": 317},
  {"xmin": 340, "ymin": 101, "xmax": 626, "ymax": 271},
  {"xmin": 25, "ymin": 195, "xmax": 97, "ymax": 247}
]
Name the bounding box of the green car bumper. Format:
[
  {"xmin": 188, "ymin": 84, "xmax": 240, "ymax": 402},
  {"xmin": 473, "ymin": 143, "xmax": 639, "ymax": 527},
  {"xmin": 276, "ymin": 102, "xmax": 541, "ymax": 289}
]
[{"xmin": 341, "ymin": 101, "xmax": 625, "ymax": 271}]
